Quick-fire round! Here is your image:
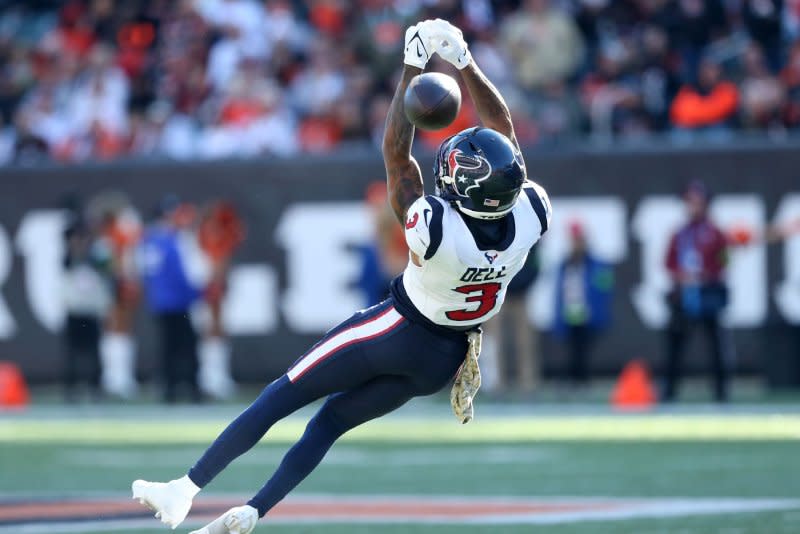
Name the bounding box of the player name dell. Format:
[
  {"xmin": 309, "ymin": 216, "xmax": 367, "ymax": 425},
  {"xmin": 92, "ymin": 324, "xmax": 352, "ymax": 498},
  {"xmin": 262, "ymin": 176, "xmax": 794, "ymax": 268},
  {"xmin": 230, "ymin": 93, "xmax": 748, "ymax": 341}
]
[{"xmin": 459, "ymin": 265, "xmax": 507, "ymax": 282}]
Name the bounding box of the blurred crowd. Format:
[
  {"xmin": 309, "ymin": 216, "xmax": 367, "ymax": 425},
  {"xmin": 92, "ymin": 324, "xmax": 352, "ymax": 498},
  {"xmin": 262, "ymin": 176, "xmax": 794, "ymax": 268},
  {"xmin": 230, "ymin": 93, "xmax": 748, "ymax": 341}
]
[{"xmin": 2, "ymin": 0, "xmax": 800, "ymax": 165}]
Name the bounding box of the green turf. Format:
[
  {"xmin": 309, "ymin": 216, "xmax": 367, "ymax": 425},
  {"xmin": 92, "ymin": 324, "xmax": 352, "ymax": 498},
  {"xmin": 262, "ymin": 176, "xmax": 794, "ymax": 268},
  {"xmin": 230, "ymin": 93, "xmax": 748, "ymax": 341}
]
[
  {"xmin": 3, "ymin": 440, "xmax": 799, "ymax": 498},
  {"xmin": 2, "ymin": 410, "xmax": 799, "ymax": 533},
  {"xmin": 3, "ymin": 413, "xmax": 800, "ymax": 443}
]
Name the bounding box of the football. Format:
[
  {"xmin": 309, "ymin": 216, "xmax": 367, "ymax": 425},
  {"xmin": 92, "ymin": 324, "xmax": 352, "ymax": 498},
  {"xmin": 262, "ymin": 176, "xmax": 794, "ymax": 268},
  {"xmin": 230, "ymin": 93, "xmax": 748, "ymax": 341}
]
[{"xmin": 403, "ymin": 72, "xmax": 462, "ymax": 130}]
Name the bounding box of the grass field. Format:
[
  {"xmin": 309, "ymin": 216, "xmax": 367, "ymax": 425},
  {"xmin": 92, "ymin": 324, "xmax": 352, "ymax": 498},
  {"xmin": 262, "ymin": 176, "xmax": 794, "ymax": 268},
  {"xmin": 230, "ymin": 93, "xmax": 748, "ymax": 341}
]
[{"xmin": 2, "ymin": 399, "xmax": 800, "ymax": 533}]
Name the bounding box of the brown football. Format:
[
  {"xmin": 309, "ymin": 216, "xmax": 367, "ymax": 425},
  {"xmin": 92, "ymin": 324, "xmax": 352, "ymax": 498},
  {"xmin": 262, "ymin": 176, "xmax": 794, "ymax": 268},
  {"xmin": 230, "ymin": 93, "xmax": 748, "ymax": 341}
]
[{"xmin": 403, "ymin": 72, "xmax": 462, "ymax": 130}]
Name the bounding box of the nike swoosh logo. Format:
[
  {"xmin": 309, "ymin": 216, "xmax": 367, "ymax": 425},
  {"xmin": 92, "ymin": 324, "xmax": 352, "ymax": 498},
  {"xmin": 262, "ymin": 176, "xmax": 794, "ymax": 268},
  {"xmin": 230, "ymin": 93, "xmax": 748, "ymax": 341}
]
[
  {"xmin": 410, "ymin": 30, "xmax": 426, "ymax": 59},
  {"xmin": 423, "ymin": 208, "xmax": 431, "ymax": 226}
]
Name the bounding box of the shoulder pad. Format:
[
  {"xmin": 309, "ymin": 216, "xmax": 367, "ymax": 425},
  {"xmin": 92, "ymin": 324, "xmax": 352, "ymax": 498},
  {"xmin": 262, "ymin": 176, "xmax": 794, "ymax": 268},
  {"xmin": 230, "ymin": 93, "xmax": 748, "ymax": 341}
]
[
  {"xmin": 403, "ymin": 196, "xmax": 445, "ymax": 260},
  {"xmin": 522, "ymin": 181, "xmax": 552, "ymax": 236}
]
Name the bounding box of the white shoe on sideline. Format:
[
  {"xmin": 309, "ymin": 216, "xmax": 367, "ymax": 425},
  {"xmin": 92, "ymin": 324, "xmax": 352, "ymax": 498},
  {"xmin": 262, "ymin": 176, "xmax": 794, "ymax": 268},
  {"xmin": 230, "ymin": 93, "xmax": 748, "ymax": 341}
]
[
  {"xmin": 189, "ymin": 505, "xmax": 259, "ymax": 534},
  {"xmin": 131, "ymin": 477, "xmax": 198, "ymax": 529}
]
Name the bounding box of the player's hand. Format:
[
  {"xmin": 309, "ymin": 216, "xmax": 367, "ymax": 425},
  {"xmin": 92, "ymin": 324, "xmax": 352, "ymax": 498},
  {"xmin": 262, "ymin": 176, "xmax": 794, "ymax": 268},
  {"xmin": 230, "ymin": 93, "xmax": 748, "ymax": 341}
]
[
  {"xmin": 404, "ymin": 22, "xmax": 435, "ymax": 69},
  {"xmin": 428, "ymin": 19, "xmax": 472, "ymax": 70}
]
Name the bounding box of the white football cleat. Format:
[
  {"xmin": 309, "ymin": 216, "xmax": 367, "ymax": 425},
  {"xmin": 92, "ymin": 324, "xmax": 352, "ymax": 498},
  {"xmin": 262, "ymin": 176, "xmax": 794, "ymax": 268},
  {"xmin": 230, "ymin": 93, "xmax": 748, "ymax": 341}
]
[
  {"xmin": 189, "ymin": 505, "xmax": 259, "ymax": 534},
  {"xmin": 131, "ymin": 476, "xmax": 199, "ymax": 529}
]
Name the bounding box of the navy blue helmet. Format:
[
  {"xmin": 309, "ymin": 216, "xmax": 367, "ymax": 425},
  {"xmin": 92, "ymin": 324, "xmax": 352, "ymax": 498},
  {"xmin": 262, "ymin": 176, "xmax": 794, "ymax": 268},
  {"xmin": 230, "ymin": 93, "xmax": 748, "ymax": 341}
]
[{"xmin": 433, "ymin": 127, "xmax": 526, "ymax": 220}]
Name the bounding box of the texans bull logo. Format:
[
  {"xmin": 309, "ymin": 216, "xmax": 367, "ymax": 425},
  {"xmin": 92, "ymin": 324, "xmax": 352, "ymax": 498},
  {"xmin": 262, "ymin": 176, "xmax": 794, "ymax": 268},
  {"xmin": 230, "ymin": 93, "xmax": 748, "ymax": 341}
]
[{"xmin": 447, "ymin": 149, "xmax": 492, "ymax": 198}]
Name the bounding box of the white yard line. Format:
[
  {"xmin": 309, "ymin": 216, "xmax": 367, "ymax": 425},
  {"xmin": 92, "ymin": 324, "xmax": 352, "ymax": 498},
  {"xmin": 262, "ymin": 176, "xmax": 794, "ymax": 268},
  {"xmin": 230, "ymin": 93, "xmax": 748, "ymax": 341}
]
[
  {"xmin": 56, "ymin": 445, "xmax": 560, "ymax": 468},
  {"xmin": 8, "ymin": 400, "xmax": 800, "ymax": 422}
]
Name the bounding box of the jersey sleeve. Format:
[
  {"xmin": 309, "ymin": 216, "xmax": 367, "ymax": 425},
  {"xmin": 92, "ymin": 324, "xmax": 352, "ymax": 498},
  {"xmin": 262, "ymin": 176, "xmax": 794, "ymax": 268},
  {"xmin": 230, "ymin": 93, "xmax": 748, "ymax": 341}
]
[
  {"xmin": 523, "ymin": 180, "xmax": 553, "ymax": 236},
  {"xmin": 403, "ymin": 196, "xmax": 444, "ymax": 260}
]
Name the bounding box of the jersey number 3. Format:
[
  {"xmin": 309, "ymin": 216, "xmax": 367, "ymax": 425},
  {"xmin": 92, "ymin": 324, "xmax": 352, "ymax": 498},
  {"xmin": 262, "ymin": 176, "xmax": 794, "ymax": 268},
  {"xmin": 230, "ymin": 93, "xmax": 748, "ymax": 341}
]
[{"xmin": 445, "ymin": 282, "xmax": 501, "ymax": 321}]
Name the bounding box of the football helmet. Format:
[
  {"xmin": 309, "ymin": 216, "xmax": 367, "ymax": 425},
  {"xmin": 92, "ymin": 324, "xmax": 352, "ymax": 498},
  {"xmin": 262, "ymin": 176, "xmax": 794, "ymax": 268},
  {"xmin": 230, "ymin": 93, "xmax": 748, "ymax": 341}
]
[{"xmin": 433, "ymin": 127, "xmax": 526, "ymax": 220}]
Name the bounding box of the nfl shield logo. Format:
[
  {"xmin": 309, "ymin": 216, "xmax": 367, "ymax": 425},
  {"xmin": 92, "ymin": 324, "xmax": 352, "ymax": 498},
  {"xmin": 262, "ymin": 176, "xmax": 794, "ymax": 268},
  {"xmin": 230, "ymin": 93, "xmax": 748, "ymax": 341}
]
[{"xmin": 483, "ymin": 198, "xmax": 500, "ymax": 207}]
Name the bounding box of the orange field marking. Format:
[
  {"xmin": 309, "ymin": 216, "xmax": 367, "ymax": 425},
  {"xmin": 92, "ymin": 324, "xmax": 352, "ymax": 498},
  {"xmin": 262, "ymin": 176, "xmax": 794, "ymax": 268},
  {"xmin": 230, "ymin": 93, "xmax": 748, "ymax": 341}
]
[{"xmin": 0, "ymin": 496, "xmax": 621, "ymax": 523}]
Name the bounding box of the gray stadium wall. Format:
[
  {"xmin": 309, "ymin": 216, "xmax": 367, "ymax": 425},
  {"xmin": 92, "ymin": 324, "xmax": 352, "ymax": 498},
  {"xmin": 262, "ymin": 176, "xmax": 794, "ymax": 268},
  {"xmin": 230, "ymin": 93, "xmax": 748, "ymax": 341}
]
[{"xmin": 0, "ymin": 143, "xmax": 798, "ymax": 386}]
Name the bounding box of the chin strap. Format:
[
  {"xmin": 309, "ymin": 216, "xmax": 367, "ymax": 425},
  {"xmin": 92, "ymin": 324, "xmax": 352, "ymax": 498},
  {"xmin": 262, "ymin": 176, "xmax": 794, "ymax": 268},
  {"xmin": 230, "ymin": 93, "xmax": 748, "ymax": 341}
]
[
  {"xmin": 450, "ymin": 329, "xmax": 482, "ymax": 424},
  {"xmin": 438, "ymin": 174, "xmax": 516, "ymax": 220},
  {"xmin": 455, "ymin": 200, "xmax": 515, "ymax": 220}
]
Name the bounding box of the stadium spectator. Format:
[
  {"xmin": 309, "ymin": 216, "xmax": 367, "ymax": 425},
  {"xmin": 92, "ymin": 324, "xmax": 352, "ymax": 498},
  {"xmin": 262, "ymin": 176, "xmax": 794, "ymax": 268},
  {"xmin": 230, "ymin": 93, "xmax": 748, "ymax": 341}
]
[
  {"xmin": 499, "ymin": 0, "xmax": 585, "ymax": 91},
  {"xmin": 197, "ymin": 201, "xmax": 245, "ymax": 400},
  {"xmin": 529, "ymin": 80, "xmax": 582, "ymax": 142},
  {"xmin": 290, "ymin": 38, "xmax": 345, "ymax": 116},
  {"xmin": 0, "ymin": 112, "xmax": 15, "ymax": 165},
  {"xmin": 367, "ymin": 93, "xmax": 392, "ymax": 147},
  {"xmin": 349, "ymin": 0, "xmax": 408, "ymax": 81},
  {"xmin": 138, "ymin": 196, "xmax": 208, "ymax": 403},
  {"xmin": 15, "ymin": 85, "xmax": 73, "ymax": 159},
  {"xmin": 469, "ymin": 30, "xmax": 513, "ymax": 91},
  {"xmin": 671, "ymin": 0, "xmax": 727, "ymax": 82},
  {"xmin": 68, "ymin": 43, "xmax": 130, "ymax": 141},
  {"xmin": 291, "ymin": 37, "xmax": 345, "ymax": 152},
  {"xmin": 128, "ymin": 100, "xmax": 171, "ymax": 156},
  {"xmin": 580, "ymin": 48, "xmax": 643, "ymax": 139},
  {"xmin": 195, "ymin": 0, "xmax": 270, "ymax": 90},
  {"xmin": 670, "ymin": 58, "xmax": 739, "ymax": 140},
  {"xmin": 780, "ymin": 40, "xmax": 800, "ymax": 127},
  {"xmin": 573, "ymin": 0, "xmax": 613, "ymax": 58},
  {"xmin": 89, "ymin": 191, "xmax": 142, "ymax": 399},
  {"xmin": 61, "ymin": 202, "xmax": 112, "ymax": 402},
  {"xmin": 636, "ymin": 25, "xmax": 682, "ymax": 132},
  {"xmin": 200, "ymin": 74, "xmax": 298, "ymax": 158},
  {"xmin": 742, "ymin": 0, "xmax": 784, "ymax": 72},
  {"xmin": 354, "ymin": 182, "xmax": 400, "ymax": 307},
  {"xmin": 662, "ymin": 181, "xmax": 732, "ymax": 403},
  {"xmin": 553, "ymin": 221, "xmax": 614, "ymax": 387},
  {"xmin": 786, "ymin": 0, "xmax": 800, "ymax": 40},
  {"xmin": 739, "ymin": 44, "xmax": 786, "ymax": 131},
  {"xmin": 483, "ymin": 246, "xmax": 542, "ymax": 394}
]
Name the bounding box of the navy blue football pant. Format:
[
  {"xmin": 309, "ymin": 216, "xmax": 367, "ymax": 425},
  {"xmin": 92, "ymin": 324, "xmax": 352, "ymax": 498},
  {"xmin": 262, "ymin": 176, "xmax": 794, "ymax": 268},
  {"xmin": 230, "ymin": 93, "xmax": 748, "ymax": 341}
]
[{"xmin": 187, "ymin": 298, "xmax": 467, "ymax": 517}]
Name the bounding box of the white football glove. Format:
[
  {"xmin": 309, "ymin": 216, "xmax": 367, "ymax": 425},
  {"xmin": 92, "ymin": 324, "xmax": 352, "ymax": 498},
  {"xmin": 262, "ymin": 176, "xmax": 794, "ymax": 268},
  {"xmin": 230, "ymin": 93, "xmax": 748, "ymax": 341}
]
[
  {"xmin": 189, "ymin": 505, "xmax": 258, "ymax": 534},
  {"xmin": 404, "ymin": 22, "xmax": 433, "ymax": 69},
  {"xmin": 428, "ymin": 19, "xmax": 472, "ymax": 70}
]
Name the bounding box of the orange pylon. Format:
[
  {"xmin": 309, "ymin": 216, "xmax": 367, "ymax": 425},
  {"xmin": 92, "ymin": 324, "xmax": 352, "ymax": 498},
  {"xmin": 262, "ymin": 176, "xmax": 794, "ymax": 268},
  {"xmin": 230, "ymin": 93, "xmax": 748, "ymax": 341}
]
[
  {"xmin": 611, "ymin": 359, "xmax": 656, "ymax": 410},
  {"xmin": 0, "ymin": 361, "xmax": 30, "ymax": 408}
]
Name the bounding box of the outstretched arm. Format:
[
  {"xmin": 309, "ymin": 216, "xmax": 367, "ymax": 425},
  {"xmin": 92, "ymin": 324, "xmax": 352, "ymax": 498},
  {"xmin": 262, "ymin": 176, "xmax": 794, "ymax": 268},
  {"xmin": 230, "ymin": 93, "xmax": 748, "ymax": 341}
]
[
  {"xmin": 459, "ymin": 61, "xmax": 518, "ymax": 150},
  {"xmin": 382, "ymin": 65, "xmax": 424, "ymax": 223},
  {"xmin": 428, "ymin": 19, "xmax": 519, "ymax": 150}
]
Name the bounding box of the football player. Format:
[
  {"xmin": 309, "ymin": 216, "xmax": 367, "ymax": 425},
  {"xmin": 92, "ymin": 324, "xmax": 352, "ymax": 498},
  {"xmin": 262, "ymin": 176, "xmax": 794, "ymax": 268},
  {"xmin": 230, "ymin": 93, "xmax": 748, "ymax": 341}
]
[{"xmin": 131, "ymin": 19, "xmax": 551, "ymax": 534}]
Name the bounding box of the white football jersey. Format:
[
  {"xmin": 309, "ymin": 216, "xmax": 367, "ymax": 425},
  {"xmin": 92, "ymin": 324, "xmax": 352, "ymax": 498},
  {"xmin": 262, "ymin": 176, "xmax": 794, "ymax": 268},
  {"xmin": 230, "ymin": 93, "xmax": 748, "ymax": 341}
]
[{"xmin": 401, "ymin": 181, "xmax": 552, "ymax": 328}]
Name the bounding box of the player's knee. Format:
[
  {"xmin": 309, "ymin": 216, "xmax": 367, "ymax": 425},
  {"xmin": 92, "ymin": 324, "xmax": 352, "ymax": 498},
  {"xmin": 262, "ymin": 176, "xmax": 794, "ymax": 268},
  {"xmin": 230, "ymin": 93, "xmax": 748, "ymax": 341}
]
[{"xmin": 309, "ymin": 402, "xmax": 351, "ymax": 438}]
